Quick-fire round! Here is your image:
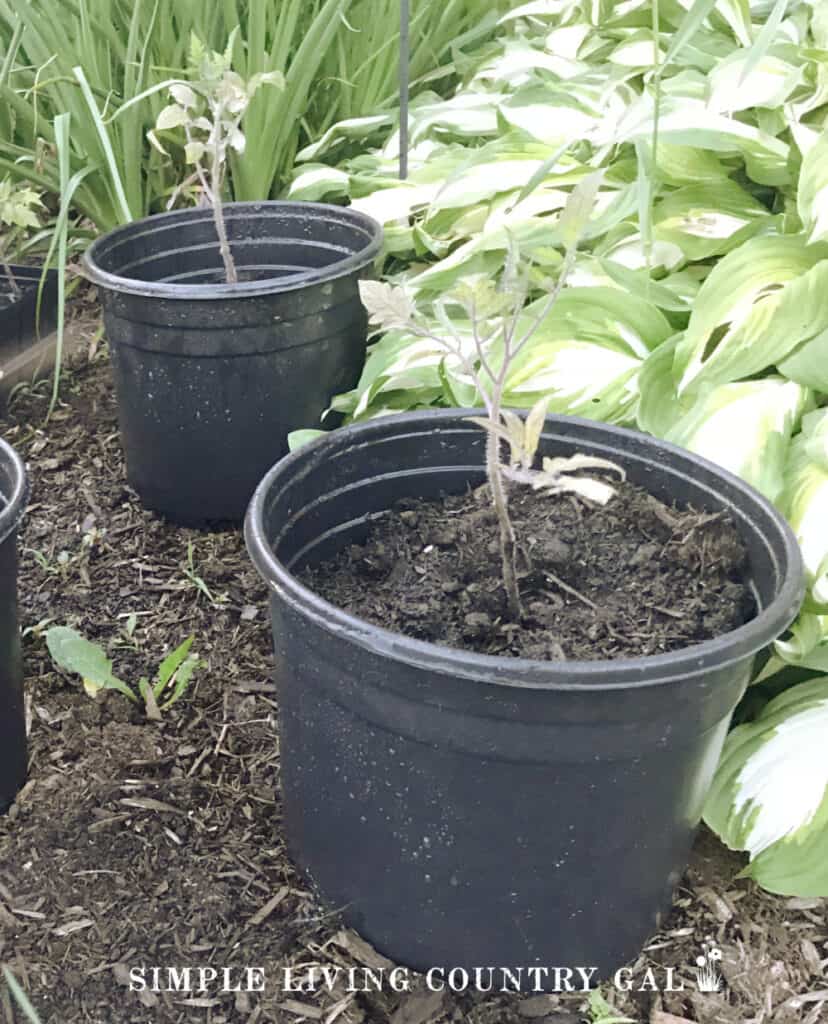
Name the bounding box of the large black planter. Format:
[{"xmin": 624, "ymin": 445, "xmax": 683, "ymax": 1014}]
[
  {"xmin": 0, "ymin": 436, "xmax": 29, "ymax": 813},
  {"xmin": 0, "ymin": 265, "xmax": 59, "ymax": 354},
  {"xmin": 82, "ymin": 202, "xmax": 382, "ymax": 525},
  {"xmin": 245, "ymin": 410, "xmax": 804, "ymax": 982}
]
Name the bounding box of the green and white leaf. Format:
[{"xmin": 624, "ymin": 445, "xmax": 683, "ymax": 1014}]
[
  {"xmin": 797, "ymin": 130, "xmax": 828, "ymax": 245},
  {"xmin": 705, "ymin": 677, "xmax": 828, "ymax": 896},
  {"xmin": 663, "ymin": 377, "xmax": 809, "ymax": 504},
  {"xmin": 673, "ymin": 235, "xmax": 828, "ymax": 394},
  {"xmin": 783, "ymin": 410, "xmax": 828, "ymax": 606}
]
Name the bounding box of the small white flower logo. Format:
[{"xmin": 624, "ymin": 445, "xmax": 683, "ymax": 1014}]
[{"xmin": 694, "ymin": 947, "xmax": 723, "ymax": 992}]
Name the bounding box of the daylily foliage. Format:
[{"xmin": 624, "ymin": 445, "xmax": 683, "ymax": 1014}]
[{"xmin": 290, "ymin": 0, "xmax": 828, "ymax": 893}]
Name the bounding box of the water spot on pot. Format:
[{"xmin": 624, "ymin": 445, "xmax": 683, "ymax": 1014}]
[{"xmin": 424, "ymin": 874, "xmax": 432, "ymax": 883}]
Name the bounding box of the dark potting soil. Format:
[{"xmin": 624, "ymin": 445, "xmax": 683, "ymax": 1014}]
[{"xmin": 301, "ymin": 479, "xmax": 754, "ymax": 661}]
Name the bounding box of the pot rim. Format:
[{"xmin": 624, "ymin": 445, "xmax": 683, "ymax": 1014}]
[
  {"xmin": 0, "ymin": 436, "xmax": 29, "ymax": 546},
  {"xmin": 245, "ymin": 409, "xmax": 806, "ymax": 692},
  {"xmin": 81, "ymin": 200, "xmax": 383, "ymax": 301}
]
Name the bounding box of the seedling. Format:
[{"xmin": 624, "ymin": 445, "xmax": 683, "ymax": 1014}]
[
  {"xmin": 148, "ymin": 33, "xmax": 284, "ymax": 283},
  {"xmin": 359, "ymin": 171, "xmax": 624, "ymax": 620},
  {"xmin": 183, "ymin": 540, "xmax": 227, "ymax": 606},
  {"xmin": 0, "ymin": 178, "xmax": 43, "ymax": 297},
  {"xmin": 45, "ymin": 626, "xmax": 203, "ymax": 719}
]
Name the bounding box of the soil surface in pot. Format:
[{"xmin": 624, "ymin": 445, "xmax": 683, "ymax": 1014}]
[{"xmin": 301, "ymin": 479, "xmax": 754, "ymax": 660}]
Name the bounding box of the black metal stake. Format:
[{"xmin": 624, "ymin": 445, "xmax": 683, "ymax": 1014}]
[{"xmin": 399, "ymin": 0, "xmax": 410, "ymax": 180}]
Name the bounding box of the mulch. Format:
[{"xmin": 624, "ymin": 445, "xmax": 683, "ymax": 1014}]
[{"xmin": 0, "ymin": 315, "xmax": 825, "ymax": 1024}]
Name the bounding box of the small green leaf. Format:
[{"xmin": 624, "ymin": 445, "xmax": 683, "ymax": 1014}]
[
  {"xmin": 159, "ymin": 655, "xmax": 202, "ymax": 711},
  {"xmin": 45, "ymin": 626, "xmax": 137, "ymax": 703},
  {"xmin": 169, "ymin": 83, "xmax": 198, "ymax": 109},
  {"xmin": 185, "ymin": 141, "xmax": 206, "ymax": 164},
  {"xmin": 358, "ymin": 281, "xmax": 415, "ymax": 330},
  {"xmin": 156, "ymin": 635, "xmax": 194, "ymax": 689},
  {"xmin": 155, "ymin": 104, "xmax": 189, "ymax": 131},
  {"xmin": 522, "ymin": 396, "xmax": 551, "ymax": 467}
]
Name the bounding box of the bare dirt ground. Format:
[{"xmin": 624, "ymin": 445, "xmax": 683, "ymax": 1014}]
[{"xmin": 0, "ymin": 327, "xmax": 826, "ymax": 1024}]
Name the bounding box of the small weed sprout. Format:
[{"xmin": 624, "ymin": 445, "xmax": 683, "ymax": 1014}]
[
  {"xmin": 0, "ymin": 178, "xmax": 43, "ymax": 297},
  {"xmin": 148, "ymin": 33, "xmax": 284, "ymax": 284},
  {"xmin": 359, "ymin": 171, "xmax": 624, "ymax": 620},
  {"xmin": 45, "ymin": 626, "xmax": 203, "ymax": 719},
  {"xmin": 183, "ymin": 540, "xmax": 228, "ymax": 606}
]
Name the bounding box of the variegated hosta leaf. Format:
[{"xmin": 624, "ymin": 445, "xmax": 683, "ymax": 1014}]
[
  {"xmin": 663, "ymin": 377, "xmax": 809, "ymax": 505},
  {"xmin": 707, "ymin": 48, "xmax": 804, "ymax": 113},
  {"xmin": 431, "ymin": 157, "xmax": 555, "ymax": 212},
  {"xmin": 295, "ymin": 114, "xmax": 393, "ymax": 163},
  {"xmin": 783, "ymin": 409, "xmax": 828, "ymax": 607},
  {"xmin": 607, "ymin": 94, "xmax": 791, "ymax": 187},
  {"xmin": 287, "ymin": 164, "xmax": 350, "ymax": 202},
  {"xmin": 408, "ymin": 91, "xmax": 506, "ymax": 143},
  {"xmin": 797, "ymin": 130, "xmax": 828, "ymax": 245},
  {"xmin": 653, "ymin": 181, "xmax": 773, "ymax": 261},
  {"xmin": 776, "ymin": 325, "xmax": 828, "ymax": 392},
  {"xmin": 650, "ymin": 143, "xmax": 731, "ymax": 186},
  {"xmin": 497, "ymin": 0, "xmax": 574, "ymax": 23},
  {"xmin": 473, "ymin": 39, "xmax": 583, "ymax": 85},
  {"xmin": 673, "ymin": 235, "xmax": 828, "ymax": 395},
  {"xmin": 774, "ymin": 613, "xmax": 828, "ymax": 672},
  {"xmin": 704, "ymin": 677, "xmax": 828, "ymax": 897},
  {"xmin": 503, "ymin": 340, "xmax": 642, "ymax": 423}
]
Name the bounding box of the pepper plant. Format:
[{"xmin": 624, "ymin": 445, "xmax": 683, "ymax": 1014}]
[
  {"xmin": 148, "ymin": 34, "xmax": 284, "ymax": 283},
  {"xmin": 359, "ymin": 171, "xmax": 623, "ymax": 619}
]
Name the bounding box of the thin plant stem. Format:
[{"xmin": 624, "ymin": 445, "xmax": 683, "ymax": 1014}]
[
  {"xmin": 0, "ymin": 236, "xmax": 20, "ymax": 295},
  {"xmin": 487, "ymin": 392, "xmax": 521, "ymax": 619},
  {"xmin": 208, "ymin": 99, "xmax": 237, "ymax": 285}
]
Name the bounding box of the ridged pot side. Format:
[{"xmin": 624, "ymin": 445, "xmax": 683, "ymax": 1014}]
[{"xmin": 245, "ymin": 411, "xmax": 804, "ymax": 979}]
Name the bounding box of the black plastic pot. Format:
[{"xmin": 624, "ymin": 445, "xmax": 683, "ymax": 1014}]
[
  {"xmin": 0, "ymin": 265, "xmax": 59, "ymax": 356},
  {"xmin": 0, "ymin": 436, "xmax": 29, "ymax": 813},
  {"xmin": 246, "ymin": 410, "xmax": 804, "ymax": 981},
  {"xmin": 82, "ymin": 202, "xmax": 382, "ymax": 525}
]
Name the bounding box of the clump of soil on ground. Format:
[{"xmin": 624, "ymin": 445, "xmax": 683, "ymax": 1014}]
[{"xmin": 302, "ymin": 481, "xmax": 754, "ymax": 661}]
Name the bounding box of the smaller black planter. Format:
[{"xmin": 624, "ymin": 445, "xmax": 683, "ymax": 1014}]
[
  {"xmin": 246, "ymin": 411, "xmax": 805, "ymax": 982},
  {"xmin": 82, "ymin": 202, "xmax": 382, "ymax": 525},
  {"xmin": 0, "ymin": 436, "xmax": 29, "ymax": 813},
  {"xmin": 0, "ymin": 265, "xmax": 59, "ymax": 356}
]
